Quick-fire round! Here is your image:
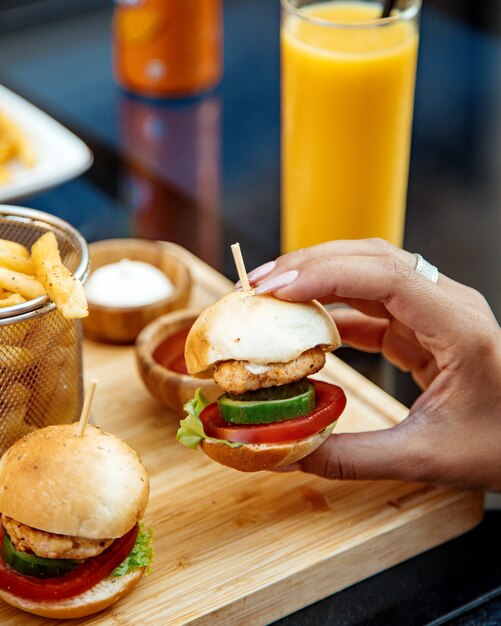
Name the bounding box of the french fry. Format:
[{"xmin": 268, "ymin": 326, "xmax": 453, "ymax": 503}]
[
  {"xmin": 0, "ymin": 110, "xmax": 35, "ymax": 169},
  {"xmin": 31, "ymin": 232, "xmax": 88, "ymax": 319},
  {"xmin": 0, "ymin": 308, "xmax": 32, "ymax": 346},
  {"xmin": 1, "ymin": 381, "xmax": 30, "ymax": 407},
  {"xmin": 0, "ymin": 265, "xmax": 45, "ymax": 300},
  {"xmin": 0, "ymin": 250, "xmax": 35, "ymax": 275},
  {"xmin": 0, "ymin": 137, "xmax": 13, "ymax": 162},
  {"xmin": 0, "ymin": 345, "xmax": 34, "ymax": 374},
  {"xmin": 42, "ymin": 372, "xmax": 80, "ymax": 429},
  {"xmin": 0, "ymin": 292, "xmax": 25, "ymax": 307},
  {"xmin": 0, "ymin": 165, "xmax": 11, "ymax": 184},
  {"xmin": 0, "ymin": 382, "xmax": 34, "ymax": 447},
  {"xmin": 0, "ymin": 238, "xmax": 30, "ymax": 258}
]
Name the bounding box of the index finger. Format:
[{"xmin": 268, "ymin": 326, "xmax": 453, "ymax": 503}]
[
  {"xmin": 249, "ymin": 238, "xmax": 416, "ymax": 283},
  {"xmin": 285, "ymin": 238, "xmax": 414, "ymax": 265},
  {"xmin": 265, "ymin": 254, "xmax": 464, "ymax": 355}
]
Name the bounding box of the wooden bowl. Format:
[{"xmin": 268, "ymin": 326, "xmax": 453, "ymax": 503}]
[
  {"xmin": 82, "ymin": 239, "xmax": 191, "ymax": 344},
  {"xmin": 135, "ymin": 308, "xmax": 220, "ymax": 415}
]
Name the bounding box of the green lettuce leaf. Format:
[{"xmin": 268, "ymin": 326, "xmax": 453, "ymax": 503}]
[
  {"xmin": 176, "ymin": 388, "xmax": 242, "ymax": 449},
  {"xmin": 111, "ymin": 525, "xmax": 154, "ymax": 577}
]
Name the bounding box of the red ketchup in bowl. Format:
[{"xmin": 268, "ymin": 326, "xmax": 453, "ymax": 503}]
[{"xmin": 153, "ymin": 326, "xmax": 190, "ymax": 375}]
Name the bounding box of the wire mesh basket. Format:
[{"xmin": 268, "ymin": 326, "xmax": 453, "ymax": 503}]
[{"xmin": 0, "ymin": 206, "xmax": 89, "ymax": 455}]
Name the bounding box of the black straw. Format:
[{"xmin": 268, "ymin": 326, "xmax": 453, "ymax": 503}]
[{"xmin": 381, "ymin": 0, "xmax": 397, "ymax": 18}]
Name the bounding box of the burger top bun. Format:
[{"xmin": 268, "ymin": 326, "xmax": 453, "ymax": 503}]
[
  {"xmin": 185, "ymin": 290, "xmax": 341, "ymax": 376},
  {"xmin": 0, "ymin": 424, "xmax": 149, "ymax": 539}
]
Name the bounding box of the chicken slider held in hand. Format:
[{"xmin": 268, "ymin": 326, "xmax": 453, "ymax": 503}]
[
  {"xmin": 177, "ymin": 290, "xmax": 347, "ymax": 471},
  {"xmin": 0, "ymin": 424, "xmax": 152, "ymax": 619}
]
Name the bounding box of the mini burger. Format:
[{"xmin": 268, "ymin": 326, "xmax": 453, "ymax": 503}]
[
  {"xmin": 0, "ymin": 423, "xmax": 152, "ymax": 619},
  {"xmin": 177, "ymin": 290, "xmax": 347, "ymax": 472}
]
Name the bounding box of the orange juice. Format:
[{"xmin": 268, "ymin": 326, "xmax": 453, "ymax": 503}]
[{"xmin": 281, "ymin": 1, "xmax": 420, "ymax": 251}]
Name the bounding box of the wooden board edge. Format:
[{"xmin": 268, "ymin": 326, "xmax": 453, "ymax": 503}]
[{"xmin": 186, "ymin": 491, "xmax": 484, "ymax": 626}]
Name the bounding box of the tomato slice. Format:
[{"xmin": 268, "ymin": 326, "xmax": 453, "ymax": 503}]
[
  {"xmin": 0, "ymin": 524, "xmax": 138, "ymax": 602},
  {"xmin": 200, "ymin": 379, "xmax": 346, "ymax": 444}
]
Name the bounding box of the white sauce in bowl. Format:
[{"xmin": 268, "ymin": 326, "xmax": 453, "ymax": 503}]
[{"xmin": 85, "ymin": 259, "xmax": 174, "ymax": 307}]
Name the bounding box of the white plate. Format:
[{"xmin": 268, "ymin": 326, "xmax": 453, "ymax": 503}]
[{"xmin": 0, "ymin": 84, "xmax": 93, "ymax": 202}]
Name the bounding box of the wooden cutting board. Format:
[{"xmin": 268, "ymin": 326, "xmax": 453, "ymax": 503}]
[{"xmin": 0, "ymin": 243, "xmax": 484, "ymax": 626}]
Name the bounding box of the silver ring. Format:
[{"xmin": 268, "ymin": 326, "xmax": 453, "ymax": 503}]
[{"xmin": 413, "ymin": 253, "xmax": 439, "ymax": 284}]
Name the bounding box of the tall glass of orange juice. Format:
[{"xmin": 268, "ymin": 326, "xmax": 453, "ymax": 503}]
[{"xmin": 281, "ymin": 0, "xmax": 421, "ymax": 252}]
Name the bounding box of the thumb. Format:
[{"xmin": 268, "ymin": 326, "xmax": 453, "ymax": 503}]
[{"xmin": 282, "ymin": 417, "xmax": 434, "ymax": 483}]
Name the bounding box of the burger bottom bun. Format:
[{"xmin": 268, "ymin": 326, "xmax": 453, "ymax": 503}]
[
  {"xmin": 0, "ymin": 568, "xmax": 144, "ymax": 619},
  {"xmin": 200, "ymin": 424, "xmax": 336, "ymax": 472}
]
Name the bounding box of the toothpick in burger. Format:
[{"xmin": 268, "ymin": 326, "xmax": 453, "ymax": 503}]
[
  {"xmin": 0, "ymin": 423, "xmax": 152, "ymax": 619},
  {"xmin": 177, "ymin": 290, "xmax": 347, "ymax": 471}
]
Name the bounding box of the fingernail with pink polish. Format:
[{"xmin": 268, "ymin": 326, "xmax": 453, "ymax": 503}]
[
  {"xmin": 248, "ymin": 260, "xmax": 276, "ymax": 282},
  {"xmin": 254, "ymin": 270, "xmax": 298, "ymax": 294},
  {"xmin": 235, "ymin": 260, "xmax": 276, "ymax": 289}
]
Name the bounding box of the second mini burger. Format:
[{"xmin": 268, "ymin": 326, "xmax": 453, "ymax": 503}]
[
  {"xmin": 0, "ymin": 423, "xmax": 153, "ymax": 619},
  {"xmin": 177, "ymin": 290, "xmax": 347, "ymax": 471}
]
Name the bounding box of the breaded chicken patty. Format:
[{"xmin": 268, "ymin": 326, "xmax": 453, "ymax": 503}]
[
  {"xmin": 214, "ymin": 347, "xmax": 326, "ymax": 394},
  {"xmin": 2, "ymin": 514, "xmax": 113, "ymax": 560}
]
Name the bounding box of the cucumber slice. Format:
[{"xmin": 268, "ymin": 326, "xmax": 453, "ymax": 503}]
[
  {"xmin": 218, "ymin": 382, "xmax": 316, "ymax": 424},
  {"xmin": 2, "ymin": 534, "xmax": 81, "ymax": 578},
  {"xmin": 229, "ymin": 379, "xmax": 310, "ymax": 402}
]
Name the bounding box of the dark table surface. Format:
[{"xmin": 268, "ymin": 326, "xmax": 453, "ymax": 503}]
[{"xmin": 0, "ymin": 1, "xmax": 499, "ymax": 624}]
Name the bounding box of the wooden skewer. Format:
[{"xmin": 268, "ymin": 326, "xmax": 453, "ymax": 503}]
[
  {"xmin": 231, "ymin": 243, "xmax": 252, "ymax": 292},
  {"xmin": 77, "ymin": 379, "xmax": 98, "ymax": 437}
]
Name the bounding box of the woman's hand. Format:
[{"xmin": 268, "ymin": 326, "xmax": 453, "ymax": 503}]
[{"xmin": 245, "ymin": 239, "xmax": 501, "ymax": 492}]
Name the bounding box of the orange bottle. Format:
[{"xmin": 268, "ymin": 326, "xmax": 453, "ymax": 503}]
[{"xmin": 113, "ymin": 0, "xmax": 223, "ymax": 98}]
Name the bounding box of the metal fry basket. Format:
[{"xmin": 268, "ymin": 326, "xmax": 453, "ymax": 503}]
[{"xmin": 0, "ymin": 206, "xmax": 89, "ymax": 455}]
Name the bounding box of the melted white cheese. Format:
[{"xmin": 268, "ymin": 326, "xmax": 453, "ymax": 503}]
[{"xmin": 244, "ymin": 362, "xmax": 271, "ymax": 375}]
